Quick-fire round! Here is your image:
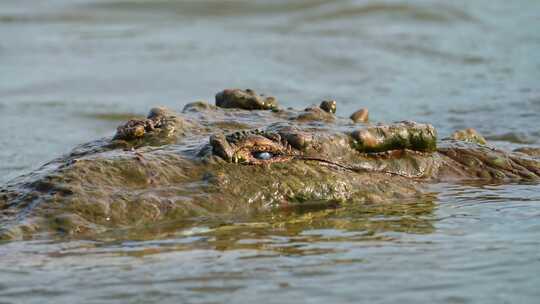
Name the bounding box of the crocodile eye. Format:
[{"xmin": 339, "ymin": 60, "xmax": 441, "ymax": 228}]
[{"xmin": 252, "ymin": 151, "xmax": 274, "ymax": 160}]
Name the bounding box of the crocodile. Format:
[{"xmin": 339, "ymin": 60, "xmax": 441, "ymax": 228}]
[{"xmin": 1, "ymin": 89, "xmax": 539, "ymax": 240}]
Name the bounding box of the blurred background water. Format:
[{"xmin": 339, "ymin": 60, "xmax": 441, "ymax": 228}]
[{"xmin": 1, "ymin": 1, "xmax": 540, "ymax": 303}]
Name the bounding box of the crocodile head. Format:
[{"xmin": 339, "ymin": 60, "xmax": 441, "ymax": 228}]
[{"xmin": 1, "ymin": 89, "xmax": 539, "ymax": 239}]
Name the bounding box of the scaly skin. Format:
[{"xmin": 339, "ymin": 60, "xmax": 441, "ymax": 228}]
[{"xmin": 1, "ymin": 89, "xmax": 539, "ymax": 240}]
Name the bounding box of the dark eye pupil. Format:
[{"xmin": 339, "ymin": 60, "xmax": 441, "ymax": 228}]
[{"xmin": 253, "ymin": 151, "xmax": 273, "ymax": 160}]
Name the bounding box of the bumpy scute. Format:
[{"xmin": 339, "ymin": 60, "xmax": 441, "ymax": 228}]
[
  {"xmin": 450, "ymin": 128, "xmax": 487, "ymax": 145},
  {"xmin": 350, "ymin": 108, "xmax": 369, "ymax": 123},
  {"xmin": 319, "ymin": 100, "xmax": 337, "ymax": 114},
  {"xmin": 215, "ymin": 89, "xmax": 278, "ymax": 110}
]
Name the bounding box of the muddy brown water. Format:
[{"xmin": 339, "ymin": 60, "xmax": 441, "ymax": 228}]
[{"xmin": 1, "ymin": 1, "xmax": 540, "ymax": 303}]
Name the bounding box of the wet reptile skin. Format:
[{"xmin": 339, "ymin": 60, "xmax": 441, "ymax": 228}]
[{"xmin": 1, "ymin": 89, "xmax": 539, "ymax": 239}]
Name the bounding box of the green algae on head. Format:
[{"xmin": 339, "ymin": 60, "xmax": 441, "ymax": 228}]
[{"xmin": 350, "ymin": 121, "xmax": 437, "ymax": 153}]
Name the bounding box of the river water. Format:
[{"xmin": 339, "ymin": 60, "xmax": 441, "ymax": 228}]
[{"xmin": 1, "ymin": 1, "xmax": 540, "ymax": 303}]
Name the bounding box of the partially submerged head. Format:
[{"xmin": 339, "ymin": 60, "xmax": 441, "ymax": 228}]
[{"xmin": 1, "ymin": 88, "xmax": 539, "ymax": 239}]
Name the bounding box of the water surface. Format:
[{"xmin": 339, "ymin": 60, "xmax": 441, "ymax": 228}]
[{"xmin": 1, "ymin": 0, "xmax": 540, "ymax": 303}]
